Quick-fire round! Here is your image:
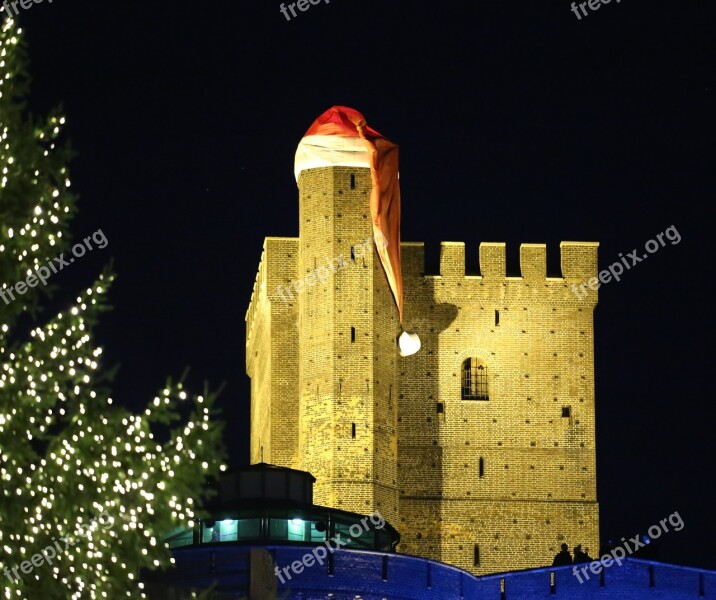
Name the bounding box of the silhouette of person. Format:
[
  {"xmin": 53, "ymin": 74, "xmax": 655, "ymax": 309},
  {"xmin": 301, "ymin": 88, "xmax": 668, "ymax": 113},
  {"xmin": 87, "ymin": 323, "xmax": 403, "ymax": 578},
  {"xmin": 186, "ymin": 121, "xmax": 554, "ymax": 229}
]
[
  {"xmin": 552, "ymin": 543, "xmax": 573, "ymax": 566},
  {"xmin": 573, "ymin": 544, "xmax": 592, "ymax": 563}
]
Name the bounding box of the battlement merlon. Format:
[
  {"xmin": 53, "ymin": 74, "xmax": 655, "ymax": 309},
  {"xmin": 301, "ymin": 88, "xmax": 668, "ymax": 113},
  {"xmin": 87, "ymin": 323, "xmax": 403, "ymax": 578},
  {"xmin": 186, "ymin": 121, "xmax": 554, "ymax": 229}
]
[
  {"xmin": 439, "ymin": 241, "xmax": 466, "ymax": 277},
  {"xmin": 520, "ymin": 244, "xmax": 547, "ymax": 280},
  {"xmin": 245, "ymin": 236, "xmax": 299, "ymax": 351},
  {"xmin": 560, "ymin": 241, "xmax": 600, "ymax": 281},
  {"xmin": 480, "ymin": 242, "xmax": 506, "ymax": 278},
  {"xmin": 400, "ymin": 241, "xmax": 599, "ymax": 281},
  {"xmin": 401, "ymin": 242, "xmax": 425, "ymax": 278}
]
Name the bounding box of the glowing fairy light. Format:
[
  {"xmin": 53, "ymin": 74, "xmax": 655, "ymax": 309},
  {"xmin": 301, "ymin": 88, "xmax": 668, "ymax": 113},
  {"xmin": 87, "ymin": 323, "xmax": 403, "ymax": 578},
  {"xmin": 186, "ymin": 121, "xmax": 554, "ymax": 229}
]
[{"xmin": 0, "ymin": 20, "xmax": 225, "ymax": 598}]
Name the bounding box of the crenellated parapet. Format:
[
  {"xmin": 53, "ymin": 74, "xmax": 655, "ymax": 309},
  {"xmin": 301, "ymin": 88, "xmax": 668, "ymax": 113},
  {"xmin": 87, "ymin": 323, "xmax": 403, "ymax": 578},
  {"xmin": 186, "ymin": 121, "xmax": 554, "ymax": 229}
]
[
  {"xmin": 245, "ymin": 243, "xmax": 268, "ymax": 350},
  {"xmin": 401, "ymin": 241, "xmax": 599, "ymax": 286}
]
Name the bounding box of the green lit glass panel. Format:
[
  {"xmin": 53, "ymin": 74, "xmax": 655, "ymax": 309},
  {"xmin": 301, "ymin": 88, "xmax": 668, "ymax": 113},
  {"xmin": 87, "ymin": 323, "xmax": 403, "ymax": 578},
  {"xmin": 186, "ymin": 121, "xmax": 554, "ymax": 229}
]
[
  {"xmin": 348, "ymin": 527, "xmax": 375, "ymax": 549},
  {"xmin": 287, "ymin": 518, "xmax": 304, "ymax": 541},
  {"xmin": 308, "ymin": 520, "xmax": 327, "ymax": 542},
  {"xmin": 237, "ymin": 519, "xmax": 260, "ymax": 541},
  {"xmin": 165, "ymin": 527, "xmax": 193, "ymax": 549},
  {"xmin": 218, "ymin": 520, "xmax": 238, "ymax": 542},
  {"xmin": 269, "ymin": 517, "xmax": 324, "ymax": 542},
  {"xmin": 202, "ymin": 523, "xmax": 217, "ymax": 543}
]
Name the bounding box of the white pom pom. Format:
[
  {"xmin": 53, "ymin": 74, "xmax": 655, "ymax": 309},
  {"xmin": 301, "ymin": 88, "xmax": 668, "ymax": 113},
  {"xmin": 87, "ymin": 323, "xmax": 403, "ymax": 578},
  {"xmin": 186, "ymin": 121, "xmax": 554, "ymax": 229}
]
[{"xmin": 398, "ymin": 331, "xmax": 421, "ymax": 357}]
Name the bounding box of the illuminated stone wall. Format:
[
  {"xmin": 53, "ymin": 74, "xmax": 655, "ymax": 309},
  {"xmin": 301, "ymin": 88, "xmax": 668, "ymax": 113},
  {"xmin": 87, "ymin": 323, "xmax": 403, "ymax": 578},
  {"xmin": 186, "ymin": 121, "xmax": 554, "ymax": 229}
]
[
  {"xmin": 247, "ymin": 167, "xmax": 400, "ymax": 526},
  {"xmin": 397, "ymin": 240, "xmax": 600, "ymax": 574},
  {"xmin": 246, "ymin": 164, "xmax": 600, "ymax": 575},
  {"xmin": 246, "ymin": 236, "xmax": 300, "ymax": 469}
]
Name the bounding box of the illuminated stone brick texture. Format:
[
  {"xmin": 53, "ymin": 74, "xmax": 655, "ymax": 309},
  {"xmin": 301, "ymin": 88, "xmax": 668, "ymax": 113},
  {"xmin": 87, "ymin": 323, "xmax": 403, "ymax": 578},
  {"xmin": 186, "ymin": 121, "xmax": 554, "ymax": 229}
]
[{"xmin": 246, "ymin": 165, "xmax": 599, "ymax": 574}]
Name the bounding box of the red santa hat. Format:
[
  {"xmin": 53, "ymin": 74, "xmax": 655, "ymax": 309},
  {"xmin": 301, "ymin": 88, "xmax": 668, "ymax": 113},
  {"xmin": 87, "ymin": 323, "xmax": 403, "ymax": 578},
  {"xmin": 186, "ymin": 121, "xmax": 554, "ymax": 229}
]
[{"xmin": 294, "ymin": 107, "xmax": 417, "ymax": 358}]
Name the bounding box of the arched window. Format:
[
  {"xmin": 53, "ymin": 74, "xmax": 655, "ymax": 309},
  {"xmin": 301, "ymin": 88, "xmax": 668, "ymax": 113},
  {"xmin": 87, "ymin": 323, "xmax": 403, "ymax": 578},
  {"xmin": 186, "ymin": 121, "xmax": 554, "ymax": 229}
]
[{"xmin": 462, "ymin": 358, "xmax": 489, "ymax": 400}]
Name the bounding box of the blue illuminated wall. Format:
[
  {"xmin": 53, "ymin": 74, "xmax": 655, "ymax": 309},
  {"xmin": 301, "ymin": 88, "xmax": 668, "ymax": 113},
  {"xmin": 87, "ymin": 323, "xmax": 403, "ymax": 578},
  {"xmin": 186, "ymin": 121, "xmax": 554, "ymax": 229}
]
[{"xmin": 150, "ymin": 544, "xmax": 716, "ymax": 599}]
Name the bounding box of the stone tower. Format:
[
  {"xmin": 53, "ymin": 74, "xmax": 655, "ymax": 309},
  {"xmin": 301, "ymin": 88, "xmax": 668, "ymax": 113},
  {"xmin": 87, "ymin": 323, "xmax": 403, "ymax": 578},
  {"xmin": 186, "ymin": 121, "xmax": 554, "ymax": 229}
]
[
  {"xmin": 295, "ymin": 166, "xmax": 400, "ymax": 524},
  {"xmin": 245, "ymin": 110, "xmax": 600, "ymax": 575}
]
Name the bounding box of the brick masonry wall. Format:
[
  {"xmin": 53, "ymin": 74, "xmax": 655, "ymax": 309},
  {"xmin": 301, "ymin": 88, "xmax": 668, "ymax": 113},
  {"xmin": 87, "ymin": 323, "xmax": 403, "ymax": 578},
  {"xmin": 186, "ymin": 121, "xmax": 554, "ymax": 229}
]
[
  {"xmin": 296, "ymin": 167, "xmax": 399, "ymax": 525},
  {"xmin": 246, "ymin": 165, "xmax": 600, "ymax": 576},
  {"xmin": 246, "ymin": 238, "xmax": 300, "ymax": 467},
  {"xmin": 398, "ymin": 241, "xmax": 600, "ymax": 574}
]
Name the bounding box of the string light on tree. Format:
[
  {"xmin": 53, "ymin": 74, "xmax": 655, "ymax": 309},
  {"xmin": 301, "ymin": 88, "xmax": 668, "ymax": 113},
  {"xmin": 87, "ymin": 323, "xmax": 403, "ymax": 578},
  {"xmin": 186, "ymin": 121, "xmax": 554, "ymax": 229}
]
[{"xmin": 0, "ymin": 16, "xmax": 226, "ymax": 599}]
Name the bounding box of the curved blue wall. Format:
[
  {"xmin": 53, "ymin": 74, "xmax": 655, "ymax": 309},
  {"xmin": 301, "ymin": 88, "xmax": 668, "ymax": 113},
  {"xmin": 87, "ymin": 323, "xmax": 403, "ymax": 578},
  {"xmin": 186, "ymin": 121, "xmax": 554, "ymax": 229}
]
[{"xmin": 156, "ymin": 544, "xmax": 716, "ymax": 599}]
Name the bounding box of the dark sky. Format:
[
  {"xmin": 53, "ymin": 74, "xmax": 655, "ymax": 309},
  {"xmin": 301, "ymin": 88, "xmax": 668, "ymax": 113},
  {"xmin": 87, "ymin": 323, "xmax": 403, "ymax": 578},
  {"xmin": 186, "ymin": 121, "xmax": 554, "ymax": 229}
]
[{"xmin": 15, "ymin": 0, "xmax": 711, "ymax": 570}]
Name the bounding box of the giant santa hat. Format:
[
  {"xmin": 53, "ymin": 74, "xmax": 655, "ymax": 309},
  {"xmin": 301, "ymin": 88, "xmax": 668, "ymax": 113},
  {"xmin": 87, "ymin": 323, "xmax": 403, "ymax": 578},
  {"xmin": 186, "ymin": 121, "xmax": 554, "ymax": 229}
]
[{"xmin": 295, "ymin": 107, "xmax": 420, "ymax": 356}]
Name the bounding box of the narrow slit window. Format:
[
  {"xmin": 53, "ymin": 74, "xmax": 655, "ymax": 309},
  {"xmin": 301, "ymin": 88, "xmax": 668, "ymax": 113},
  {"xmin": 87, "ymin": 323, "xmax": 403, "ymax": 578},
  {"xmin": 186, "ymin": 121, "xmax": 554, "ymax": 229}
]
[
  {"xmin": 351, "ymin": 327, "xmax": 356, "ymax": 342},
  {"xmin": 479, "ymin": 457, "xmax": 485, "ymax": 478},
  {"xmin": 351, "ymin": 246, "xmax": 356, "ymax": 262},
  {"xmin": 350, "ymin": 173, "xmax": 356, "ymax": 189},
  {"xmin": 474, "ymin": 544, "xmax": 480, "ymax": 566},
  {"xmin": 351, "ymin": 423, "xmax": 356, "ymax": 438},
  {"xmin": 495, "ymin": 310, "xmax": 500, "ymax": 326},
  {"xmin": 436, "ymin": 402, "xmax": 444, "ymax": 414}
]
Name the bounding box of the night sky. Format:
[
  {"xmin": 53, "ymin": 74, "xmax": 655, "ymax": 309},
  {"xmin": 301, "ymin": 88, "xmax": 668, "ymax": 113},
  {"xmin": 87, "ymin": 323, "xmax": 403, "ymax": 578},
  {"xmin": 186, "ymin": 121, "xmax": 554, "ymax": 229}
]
[{"xmin": 14, "ymin": 0, "xmax": 711, "ymax": 570}]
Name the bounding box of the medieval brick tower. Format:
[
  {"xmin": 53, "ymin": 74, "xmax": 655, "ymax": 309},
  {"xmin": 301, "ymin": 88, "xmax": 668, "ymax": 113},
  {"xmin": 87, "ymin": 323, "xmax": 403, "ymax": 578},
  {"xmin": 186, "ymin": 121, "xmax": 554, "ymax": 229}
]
[{"xmin": 245, "ymin": 110, "xmax": 600, "ymax": 575}]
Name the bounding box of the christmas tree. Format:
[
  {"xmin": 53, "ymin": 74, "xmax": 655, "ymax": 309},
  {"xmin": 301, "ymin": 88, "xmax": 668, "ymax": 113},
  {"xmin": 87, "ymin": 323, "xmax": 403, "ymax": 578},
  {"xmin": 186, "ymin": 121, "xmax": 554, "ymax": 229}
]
[{"xmin": 0, "ymin": 16, "xmax": 226, "ymax": 599}]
